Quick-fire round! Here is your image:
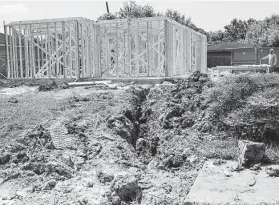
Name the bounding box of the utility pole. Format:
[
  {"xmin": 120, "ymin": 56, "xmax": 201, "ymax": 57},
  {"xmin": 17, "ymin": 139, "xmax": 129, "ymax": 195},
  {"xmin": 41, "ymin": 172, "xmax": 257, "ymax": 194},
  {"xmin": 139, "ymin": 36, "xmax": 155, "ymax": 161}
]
[{"xmin": 106, "ymin": 2, "xmax": 110, "ymax": 13}]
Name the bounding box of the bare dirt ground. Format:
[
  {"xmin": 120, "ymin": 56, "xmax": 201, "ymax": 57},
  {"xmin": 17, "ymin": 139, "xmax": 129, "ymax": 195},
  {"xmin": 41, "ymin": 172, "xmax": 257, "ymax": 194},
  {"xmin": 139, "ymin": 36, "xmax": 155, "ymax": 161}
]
[{"xmin": 0, "ymin": 72, "xmax": 279, "ymax": 205}]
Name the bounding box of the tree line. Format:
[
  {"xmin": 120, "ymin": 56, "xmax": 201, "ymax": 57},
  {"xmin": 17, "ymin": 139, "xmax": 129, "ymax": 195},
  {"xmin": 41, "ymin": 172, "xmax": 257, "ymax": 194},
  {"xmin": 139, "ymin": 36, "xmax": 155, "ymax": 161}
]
[
  {"xmin": 208, "ymin": 15, "xmax": 279, "ymax": 47},
  {"xmin": 98, "ymin": 1, "xmax": 279, "ymax": 47}
]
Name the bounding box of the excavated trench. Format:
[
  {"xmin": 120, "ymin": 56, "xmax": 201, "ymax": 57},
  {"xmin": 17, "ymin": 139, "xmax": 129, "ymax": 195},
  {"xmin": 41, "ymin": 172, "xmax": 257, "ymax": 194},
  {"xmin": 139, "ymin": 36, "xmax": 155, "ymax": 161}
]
[{"xmin": 106, "ymin": 86, "xmax": 156, "ymax": 163}]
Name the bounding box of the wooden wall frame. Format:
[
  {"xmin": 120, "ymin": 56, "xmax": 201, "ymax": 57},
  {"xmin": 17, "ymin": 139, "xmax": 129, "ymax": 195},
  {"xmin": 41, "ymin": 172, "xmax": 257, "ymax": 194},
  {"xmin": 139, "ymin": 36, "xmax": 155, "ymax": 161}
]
[{"xmin": 4, "ymin": 16, "xmax": 207, "ymax": 79}]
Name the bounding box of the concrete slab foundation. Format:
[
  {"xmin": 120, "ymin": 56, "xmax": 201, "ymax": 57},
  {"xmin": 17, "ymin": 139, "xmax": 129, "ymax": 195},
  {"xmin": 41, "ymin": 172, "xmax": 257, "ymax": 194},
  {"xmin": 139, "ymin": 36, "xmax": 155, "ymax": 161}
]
[
  {"xmin": 185, "ymin": 160, "xmax": 279, "ymax": 205},
  {"xmin": 7, "ymin": 77, "xmax": 168, "ymax": 85},
  {"xmin": 83, "ymin": 77, "xmax": 167, "ymax": 85}
]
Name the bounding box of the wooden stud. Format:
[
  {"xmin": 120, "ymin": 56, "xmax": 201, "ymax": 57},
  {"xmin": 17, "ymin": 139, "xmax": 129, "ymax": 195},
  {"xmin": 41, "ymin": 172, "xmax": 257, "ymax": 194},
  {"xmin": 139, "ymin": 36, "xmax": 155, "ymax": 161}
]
[
  {"xmin": 11, "ymin": 28, "xmax": 16, "ymax": 78},
  {"xmin": 150, "ymin": 21, "xmax": 154, "ymax": 76},
  {"xmin": 50, "ymin": 26, "xmax": 54, "ymax": 77},
  {"xmin": 35, "ymin": 24, "xmax": 41, "ymax": 78},
  {"xmin": 29, "ymin": 24, "xmax": 35, "ymax": 78},
  {"xmin": 68, "ymin": 22, "xmax": 72, "ymax": 78},
  {"xmin": 18, "ymin": 25, "xmax": 23, "ymax": 78},
  {"xmin": 127, "ymin": 20, "xmax": 131, "ymax": 76},
  {"xmin": 151, "ymin": 21, "xmax": 155, "ymax": 76},
  {"xmin": 173, "ymin": 25, "xmax": 176, "ymax": 76},
  {"xmin": 190, "ymin": 31, "xmax": 192, "ymax": 73},
  {"xmin": 157, "ymin": 20, "xmax": 160, "ymax": 76},
  {"xmin": 94, "ymin": 20, "xmax": 97, "ymax": 75},
  {"xmin": 85, "ymin": 23, "xmax": 88, "ymax": 77},
  {"xmin": 13, "ymin": 28, "xmax": 17, "ymax": 78},
  {"xmin": 105, "ymin": 25, "xmax": 109, "ymax": 76},
  {"xmin": 96, "ymin": 24, "xmax": 101, "ymax": 77},
  {"xmin": 204, "ymin": 37, "xmax": 207, "ymax": 72},
  {"xmin": 24, "ymin": 25, "xmax": 28, "ymax": 78},
  {"xmin": 88, "ymin": 23, "xmax": 92, "ymax": 77},
  {"xmin": 62, "ymin": 21, "xmax": 66, "ymax": 78},
  {"xmin": 109, "ymin": 23, "xmax": 113, "ymax": 76},
  {"xmin": 80, "ymin": 23, "xmax": 85, "ymax": 78},
  {"xmin": 116, "ymin": 22, "xmax": 119, "ymax": 76},
  {"xmin": 14, "ymin": 28, "xmax": 18, "ymax": 78},
  {"xmin": 164, "ymin": 20, "xmax": 168, "ymax": 77},
  {"xmin": 87, "ymin": 23, "xmax": 90, "ymax": 77},
  {"xmin": 76, "ymin": 21, "xmax": 80, "ymax": 80},
  {"xmin": 168, "ymin": 22, "xmax": 171, "ymax": 77},
  {"xmin": 187, "ymin": 29, "xmax": 191, "ymax": 73},
  {"xmin": 47, "ymin": 23, "xmax": 51, "ymax": 78},
  {"xmin": 4, "ymin": 23, "xmax": 10, "ymax": 78},
  {"xmin": 92, "ymin": 23, "xmax": 96, "ymax": 77},
  {"xmin": 43, "ymin": 26, "xmax": 46, "ymax": 77},
  {"xmin": 135, "ymin": 21, "xmax": 139, "ymax": 76},
  {"xmin": 122, "ymin": 22, "xmax": 125, "ymax": 75},
  {"xmin": 146, "ymin": 21, "xmax": 149, "ymax": 76},
  {"xmin": 9, "ymin": 27, "xmax": 14, "ymax": 78},
  {"xmin": 55, "ymin": 22, "xmax": 59, "ymax": 77},
  {"xmin": 92, "ymin": 23, "xmax": 95, "ymax": 77},
  {"xmin": 180, "ymin": 27, "xmax": 183, "ymax": 75},
  {"xmin": 169, "ymin": 22, "xmax": 173, "ymax": 77}
]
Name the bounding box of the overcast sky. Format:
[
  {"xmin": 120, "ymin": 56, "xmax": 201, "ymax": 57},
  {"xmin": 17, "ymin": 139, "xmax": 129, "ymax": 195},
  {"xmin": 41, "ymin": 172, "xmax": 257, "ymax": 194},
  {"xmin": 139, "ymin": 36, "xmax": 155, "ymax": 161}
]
[{"xmin": 1, "ymin": 0, "xmax": 279, "ymax": 33}]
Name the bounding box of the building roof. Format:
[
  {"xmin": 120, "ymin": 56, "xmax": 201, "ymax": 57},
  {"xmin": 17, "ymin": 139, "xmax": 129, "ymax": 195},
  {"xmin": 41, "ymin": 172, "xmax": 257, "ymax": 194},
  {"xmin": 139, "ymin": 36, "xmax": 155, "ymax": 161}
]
[{"xmin": 208, "ymin": 42, "xmax": 257, "ymax": 52}]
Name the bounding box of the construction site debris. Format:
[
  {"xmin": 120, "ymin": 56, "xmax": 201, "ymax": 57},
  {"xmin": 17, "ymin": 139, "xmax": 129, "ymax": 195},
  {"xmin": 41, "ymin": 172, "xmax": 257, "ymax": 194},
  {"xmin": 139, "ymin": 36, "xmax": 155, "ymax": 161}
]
[
  {"xmin": 38, "ymin": 80, "xmax": 58, "ymax": 91},
  {"xmin": 0, "ymin": 153, "xmax": 10, "ymax": 165},
  {"xmin": 266, "ymin": 165, "xmax": 279, "ymax": 177},
  {"xmin": 8, "ymin": 97, "xmax": 18, "ymax": 103},
  {"xmin": 109, "ymin": 173, "xmax": 142, "ymax": 204},
  {"xmin": 238, "ymin": 140, "xmax": 266, "ymax": 168}
]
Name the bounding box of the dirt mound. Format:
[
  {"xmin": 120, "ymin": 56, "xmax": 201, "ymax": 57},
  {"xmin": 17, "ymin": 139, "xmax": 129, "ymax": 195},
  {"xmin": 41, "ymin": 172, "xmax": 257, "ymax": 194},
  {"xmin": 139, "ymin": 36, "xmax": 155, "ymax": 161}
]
[
  {"xmin": 148, "ymin": 72, "xmax": 279, "ymax": 144},
  {"xmin": 38, "ymin": 80, "xmax": 58, "ymax": 91},
  {"xmin": 19, "ymin": 125, "xmax": 55, "ymax": 149},
  {"xmin": 194, "ymin": 73, "xmax": 279, "ymax": 143},
  {"xmin": 1, "ymin": 125, "xmax": 75, "ymax": 186}
]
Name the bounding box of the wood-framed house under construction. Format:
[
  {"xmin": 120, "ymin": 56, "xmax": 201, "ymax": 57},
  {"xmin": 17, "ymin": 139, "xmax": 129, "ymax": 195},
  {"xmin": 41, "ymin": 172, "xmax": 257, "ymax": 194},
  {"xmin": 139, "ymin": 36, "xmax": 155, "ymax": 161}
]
[{"xmin": 4, "ymin": 16, "xmax": 207, "ymax": 79}]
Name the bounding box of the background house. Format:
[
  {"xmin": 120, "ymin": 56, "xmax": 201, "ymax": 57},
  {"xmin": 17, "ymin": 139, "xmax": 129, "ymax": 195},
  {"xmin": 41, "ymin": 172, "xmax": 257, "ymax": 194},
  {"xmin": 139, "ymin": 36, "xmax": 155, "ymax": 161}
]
[{"xmin": 207, "ymin": 42, "xmax": 279, "ymax": 69}]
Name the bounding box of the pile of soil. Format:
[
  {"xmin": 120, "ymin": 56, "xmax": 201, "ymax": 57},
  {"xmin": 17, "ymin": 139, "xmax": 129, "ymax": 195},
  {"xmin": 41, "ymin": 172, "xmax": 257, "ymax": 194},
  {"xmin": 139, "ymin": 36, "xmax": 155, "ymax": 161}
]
[{"xmin": 0, "ymin": 125, "xmax": 74, "ymax": 186}]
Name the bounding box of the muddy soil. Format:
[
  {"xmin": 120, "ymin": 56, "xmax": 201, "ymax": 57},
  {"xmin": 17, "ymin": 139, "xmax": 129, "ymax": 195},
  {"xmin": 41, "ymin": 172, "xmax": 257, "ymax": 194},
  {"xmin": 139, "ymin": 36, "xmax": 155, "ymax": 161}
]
[{"xmin": 0, "ymin": 73, "xmax": 227, "ymax": 205}]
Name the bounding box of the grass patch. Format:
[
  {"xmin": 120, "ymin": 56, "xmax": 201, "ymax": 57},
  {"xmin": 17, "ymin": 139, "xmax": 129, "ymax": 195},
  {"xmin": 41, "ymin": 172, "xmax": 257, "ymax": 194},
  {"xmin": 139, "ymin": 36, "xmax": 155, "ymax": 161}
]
[{"xmin": 197, "ymin": 73, "xmax": 279, "ymax": 144}]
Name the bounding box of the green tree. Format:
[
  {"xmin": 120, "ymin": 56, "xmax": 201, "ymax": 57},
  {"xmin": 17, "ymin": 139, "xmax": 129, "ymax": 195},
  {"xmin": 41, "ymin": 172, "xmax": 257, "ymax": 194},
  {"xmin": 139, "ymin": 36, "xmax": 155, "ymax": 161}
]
[
  {"xmin": 247, "ymin": 18, "xmax": 258, "ymax": 26},
  {"xmin": 245, "ymin": 21, "xmax": 265, "ymax": 45},
  {"xmin": 224, "ymin": 18, "xmax": 248, "ymax": 41},
  {"xmin": 97, "ymin": 13, "xmax": 117, "ymax": 21},
  {"xmin": 208, "ymin": 30, "xmax": 226, "ymax": 45},
  {"xmin": 264, "ymin": 14, "xmax": 279, "ymax": 26},
  {"xmin": 244, "ymin": 19, "xmax": 279, "ymax": 47},
  {"xmin": 117, "ymin": 1, "xmax": 157, "ymax": 18},
  {"xmin": 164, "ymin": 9, "xmax": 207, "ymax": 36},
  {"xmin": 165, "ymin": 9, "xmax": 188, "ymax": 25},
  {"xmin": 266, "ymin": 25, "xmax": 279, "ymax": 47}
]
